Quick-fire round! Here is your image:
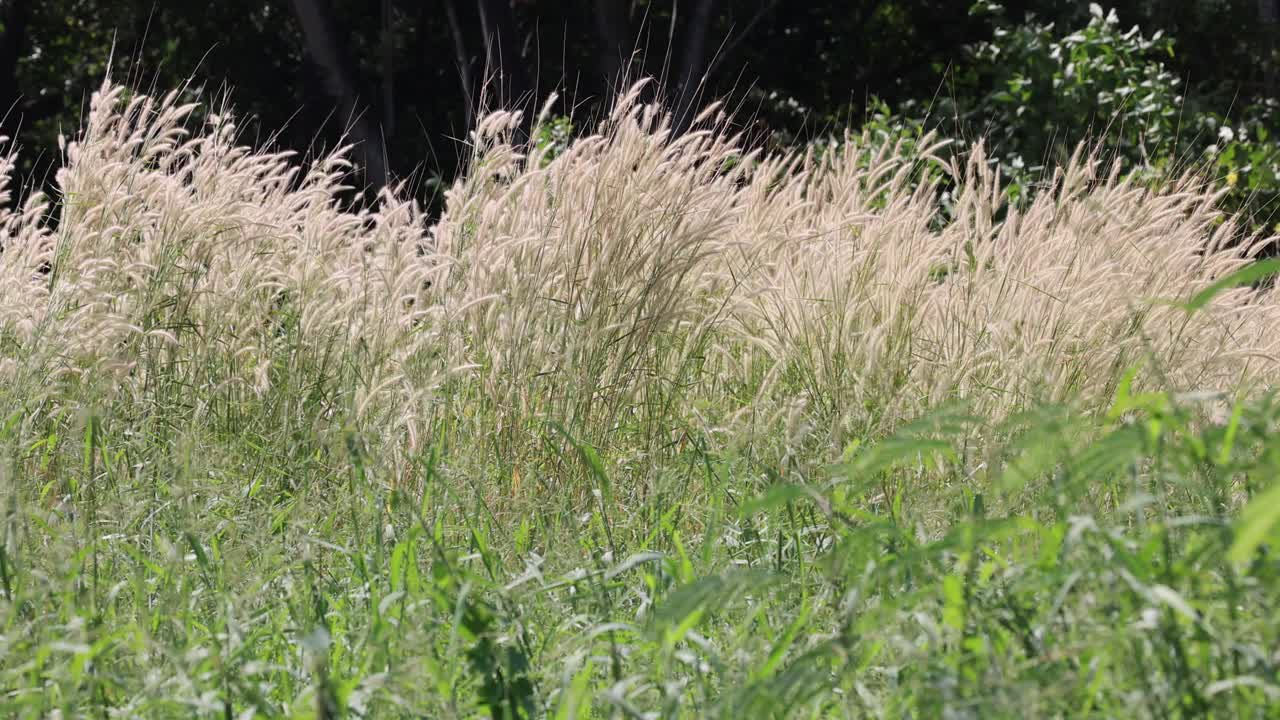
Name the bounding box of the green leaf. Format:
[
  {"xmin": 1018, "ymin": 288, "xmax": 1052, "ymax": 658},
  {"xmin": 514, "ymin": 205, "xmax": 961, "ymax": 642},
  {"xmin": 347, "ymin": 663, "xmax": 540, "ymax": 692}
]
[
  {"xmin": 942, "ymin": 574, "xmax": 966, "ymax": 630},
  {"xmin": 552, "ymin": 661, "xmax": 595, "ymax": 720},
  {"xmin": 738, "ymin": 484, "xmax": 813, "ymax": 518},
  {"xmin": 548, "ymin": 421, "xmax": 612, "ymax": 505},
  {"xmin": 756, "ymin": 600, "xmax": 811, "ymax": 679},
  {"xmin": 654, "ymin": 568, "xmax": 777, "ymax": 630},
  {"xmin": 1182, "ymin": 258, "xmax": 1280, "ymax": 313},
  {"xmin": 1217, "ymin": 398, "xmax": 1245, "ymax": 466},
  {"xmin": 1229, "ymin": 482, "xmax": 1280, "ymax": 566}
]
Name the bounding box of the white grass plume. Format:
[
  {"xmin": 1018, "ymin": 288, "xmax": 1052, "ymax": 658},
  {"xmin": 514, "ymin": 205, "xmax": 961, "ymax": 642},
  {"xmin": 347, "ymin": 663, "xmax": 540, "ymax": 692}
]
[{"xmin": 1, "ymin": 78, "xmax": 1278, "ymax": 492}]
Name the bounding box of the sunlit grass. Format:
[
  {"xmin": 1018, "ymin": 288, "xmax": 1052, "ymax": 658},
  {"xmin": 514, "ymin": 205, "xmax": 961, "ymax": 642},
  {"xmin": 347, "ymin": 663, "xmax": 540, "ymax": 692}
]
[{"xmin": 0, "ymin": 79, "xmax": 1277, "ymax": 717}]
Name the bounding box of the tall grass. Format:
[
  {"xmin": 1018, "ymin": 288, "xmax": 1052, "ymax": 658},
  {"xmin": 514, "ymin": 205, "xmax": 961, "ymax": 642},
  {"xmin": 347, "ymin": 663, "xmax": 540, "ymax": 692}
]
[
  {"xmin": 0, "ymin": 78, "xmax": 1277, "ymax": 717},
  {"xmin": 6, "ymin": 81, "xmax": 1279, "ymax": 470}
]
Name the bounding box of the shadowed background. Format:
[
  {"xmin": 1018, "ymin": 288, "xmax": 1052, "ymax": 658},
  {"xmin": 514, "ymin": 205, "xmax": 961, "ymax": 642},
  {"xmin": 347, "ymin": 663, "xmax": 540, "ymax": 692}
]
[{"xmin": 1, "ymin": 1, "xmax": 1277, "ymax": 212}]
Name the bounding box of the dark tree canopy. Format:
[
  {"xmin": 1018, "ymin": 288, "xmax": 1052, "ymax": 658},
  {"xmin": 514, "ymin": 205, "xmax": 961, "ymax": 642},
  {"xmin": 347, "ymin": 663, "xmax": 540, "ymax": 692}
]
[{"xmin": 1, "ymin": 0, "xmax": 1277, "ymax": 205}]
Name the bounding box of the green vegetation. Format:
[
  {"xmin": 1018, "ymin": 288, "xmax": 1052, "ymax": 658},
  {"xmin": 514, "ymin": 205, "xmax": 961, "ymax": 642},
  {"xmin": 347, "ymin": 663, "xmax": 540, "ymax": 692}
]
[
  {"xmin": 810, "ymin": 2, "xmax": 1280, "ymax": 233},
  {"xmin": 5, "ymin": 372, "xmax": 1280, "ymax": 717},
  {"xmin": 0, "ymin": 72, "xmax": 1279, "ymax": 718},
  {"xmin": 951, "ymin": 2, "xmax": 1280, "ymax": 230}
]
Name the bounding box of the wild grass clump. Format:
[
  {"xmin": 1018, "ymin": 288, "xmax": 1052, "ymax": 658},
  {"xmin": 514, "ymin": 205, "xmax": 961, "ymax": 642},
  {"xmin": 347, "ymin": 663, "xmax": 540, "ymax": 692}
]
[
  {"xmin": 431, "ymin": 82, "xmax": 1280, "ymax": 475},
  {"xmin": 3, "ymin": 79, "xmax": 1278, "ymax": 481},
  {"xmin": 4, "ymin": 82, "xmax": 456, "ymax": 478},
  {"xmin": 0, "ymin": 78, "xmax": 1278, "ymax": 717}
]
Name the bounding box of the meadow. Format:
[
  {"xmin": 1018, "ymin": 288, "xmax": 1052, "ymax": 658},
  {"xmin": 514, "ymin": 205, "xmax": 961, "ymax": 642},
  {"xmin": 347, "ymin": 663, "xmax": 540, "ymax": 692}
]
[{"xmin": 0, "ymin": 79, "xmax": 1279, "ymax": 717}]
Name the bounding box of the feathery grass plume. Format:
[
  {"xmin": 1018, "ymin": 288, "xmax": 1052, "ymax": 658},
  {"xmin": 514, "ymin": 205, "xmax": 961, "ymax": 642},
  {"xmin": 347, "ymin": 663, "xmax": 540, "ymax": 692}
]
[
  {"xmin": 724, "ymin": 130, "xmax": 957, "ymax": 447},
  {"xmin": 0, "ymin": 139, "xmax": 54, "ymax": 352},
  {"xmin": 427, "ymin": 82, "xmax": 1280, "ymax": 484},
  {"xmin": 722, "ymin": 139, "xmax": 1280, "ymax": 465},
  {"xmin": 2, "ymin": 76, "xmax": 1278, "ymax": 495},
  {"xmin": 923, "ymin": 146, "xmax": 1279, "ymax": 408},
  {"xmin": 12, "ymin": 80, "xmax": 450, "ymax": 476},
  {"xmin": 433, "ymin": 82, "xmax": 747, "ymax": 462}
]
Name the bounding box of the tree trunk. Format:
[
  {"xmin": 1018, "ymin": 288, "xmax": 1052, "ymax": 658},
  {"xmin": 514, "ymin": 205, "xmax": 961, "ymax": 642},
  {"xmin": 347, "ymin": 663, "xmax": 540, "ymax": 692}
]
[
  {"xmin": 475, "ymin": 0, "xmax": 531, "ymax": 124},
  {"xmin": 674, "ymin": 0, "xmax": 717, "ymax": 130},
  {"xmin": 594, "ymin": 0, "xmax": 631, "ymax": 98},
  {"xmin": 1262, "ymin": 0, "xmax": 1279, "ymax": 99},
  {"xmin": 0, "ymin": 0, "xmax": 34, "ymax": 139},
  {"xmin": 381, "ymin": 0, "xmax": 395, "ymax": 141},
  {"xmin": 443, "ymin": 0, "xmax": 477, "ymax": 129},
  {"xmin": 290, "ymin": 0, "xmax": 388, "ymax": 188},
  {"xmin": 706, "ymin": 0, "xmax": 779, "ymax": 80}
]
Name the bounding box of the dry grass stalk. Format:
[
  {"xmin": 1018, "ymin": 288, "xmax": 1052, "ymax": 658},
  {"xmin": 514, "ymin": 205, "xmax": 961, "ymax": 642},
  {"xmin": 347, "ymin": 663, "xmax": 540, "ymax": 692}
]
[{"xmin": 1, "ymin": 79, "xmax": 1277, "ymax": 490}]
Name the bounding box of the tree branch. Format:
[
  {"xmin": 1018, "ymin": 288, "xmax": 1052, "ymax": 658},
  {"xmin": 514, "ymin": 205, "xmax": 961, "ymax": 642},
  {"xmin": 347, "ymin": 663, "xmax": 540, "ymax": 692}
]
[{"xmin": 706, "ymin": 0, "xmax": 781, "ymax": 80}]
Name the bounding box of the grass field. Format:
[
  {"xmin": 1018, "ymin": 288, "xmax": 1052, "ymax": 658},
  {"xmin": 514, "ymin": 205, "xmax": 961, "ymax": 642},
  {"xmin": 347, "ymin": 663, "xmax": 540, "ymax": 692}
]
[{"xmin": 1, "ymin": 80, "xmax": 1279, "ymax": 717}]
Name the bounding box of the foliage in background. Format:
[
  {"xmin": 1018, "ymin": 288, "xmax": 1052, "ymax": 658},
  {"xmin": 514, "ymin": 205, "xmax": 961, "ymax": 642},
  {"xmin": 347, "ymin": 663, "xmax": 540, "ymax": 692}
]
[
  {"xmin": 864, "ymin": 1, "xmax": 1280, "ymax": 229},
  {"xmin": 4, "ymin": 0, "xmax": 1279, "ymax": 215}
]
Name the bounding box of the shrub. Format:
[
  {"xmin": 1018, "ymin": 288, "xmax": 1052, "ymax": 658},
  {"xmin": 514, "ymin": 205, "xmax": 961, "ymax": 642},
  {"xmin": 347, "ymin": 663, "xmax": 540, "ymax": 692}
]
[{"xmin": 949, "ymin": 1, "xmax": 1280, "ymax": 228}]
